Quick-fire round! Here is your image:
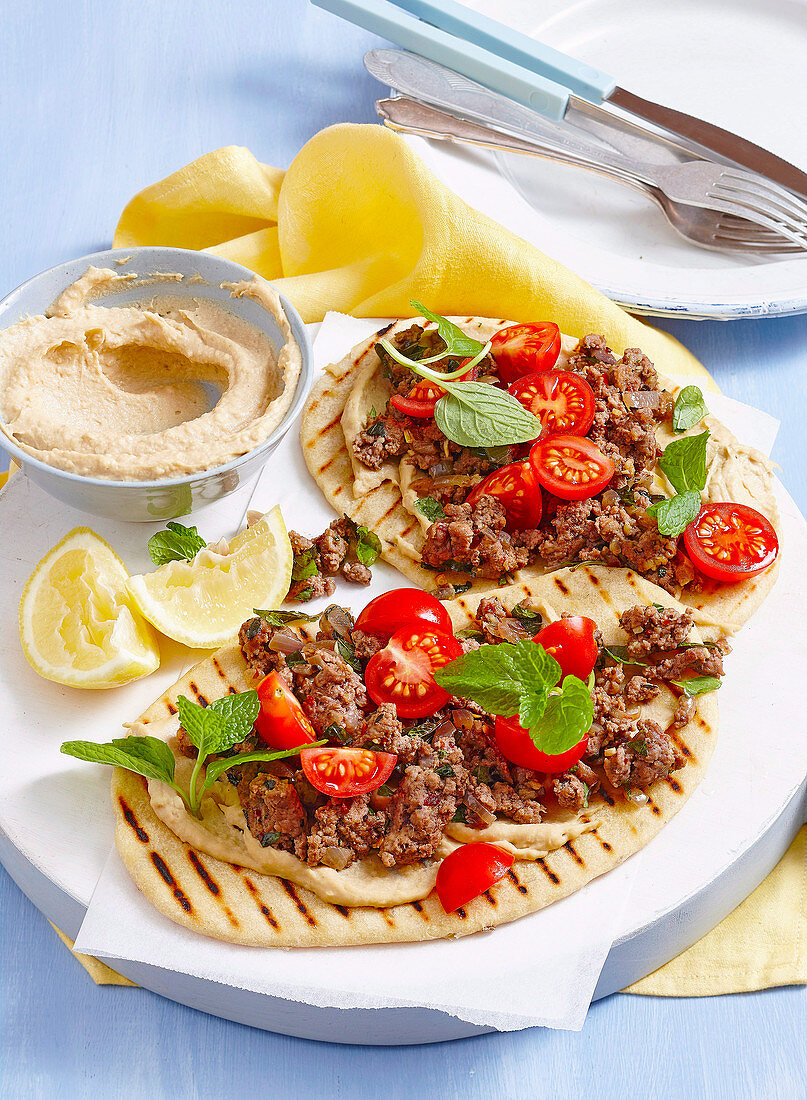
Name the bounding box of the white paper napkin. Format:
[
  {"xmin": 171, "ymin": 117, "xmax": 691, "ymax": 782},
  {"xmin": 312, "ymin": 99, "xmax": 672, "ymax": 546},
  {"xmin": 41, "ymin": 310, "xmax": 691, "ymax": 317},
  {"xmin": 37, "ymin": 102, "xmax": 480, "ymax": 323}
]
[{"xmin": 73, "ymin": 315, "xmax": 792, "ymax": 1032}]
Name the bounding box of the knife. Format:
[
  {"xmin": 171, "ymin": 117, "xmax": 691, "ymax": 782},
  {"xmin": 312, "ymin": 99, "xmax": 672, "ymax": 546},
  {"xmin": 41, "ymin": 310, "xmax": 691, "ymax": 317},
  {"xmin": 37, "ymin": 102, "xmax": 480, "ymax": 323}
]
[{"xmin": 313, "ymin": 0, "xmax": 807, "ymax": 198}]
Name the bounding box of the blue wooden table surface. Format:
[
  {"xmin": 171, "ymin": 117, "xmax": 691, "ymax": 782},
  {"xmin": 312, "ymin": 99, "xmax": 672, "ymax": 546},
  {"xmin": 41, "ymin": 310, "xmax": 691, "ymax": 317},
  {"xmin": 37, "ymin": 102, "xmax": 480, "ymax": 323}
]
[{"xmin": 1, "ymin": 2, "xmax": 805, "ymax": 1096}]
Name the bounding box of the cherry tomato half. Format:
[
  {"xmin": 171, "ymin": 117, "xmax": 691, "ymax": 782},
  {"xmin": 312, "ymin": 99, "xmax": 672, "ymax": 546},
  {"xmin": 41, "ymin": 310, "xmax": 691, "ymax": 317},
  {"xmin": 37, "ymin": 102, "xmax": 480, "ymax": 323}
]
[
  {"xmin": 435, "ymin": 842, "xmax": 514, "ymax": 913},
  {"xmin": 683, "ymin": 502, "xmax": 779, "ymax": 583},
  {"xmin": 489, "ymin": 322, "xmax": 561, "ymax": 384},
  {"xmin": 534, "ymin": 617, "xmax": 599, "ymax": 681},
  {"xmin": 466, "ymin": 459, "xmax": 543, "ymax": 530},
  {"xmin": 300, "ymin": 746, "xmax": 397, "ymax": 799},
  {"xmin": 364, "ymin": 625, "xmax": 463, "ymax": 719},
  {"xmin": 354, "ymin": 588, "xmax": 453, "ymax": 642},
  {"xmin": 256, "ymin": 671, "xmax": 318, "ymax": 750},
  {"xmin": 494, "ymin": 715, "xmax": 589, "ymax": 775},
  {"xmin": 390, "ymin": 360, "xmax": 478, "ymax": 418},
  {"xmin": 508, "ymin": 370, "xmax": 595, "ymax": 439},
  {"xmin": 530, "ymin": 434, "xmax": 615, "ymax": 500}
]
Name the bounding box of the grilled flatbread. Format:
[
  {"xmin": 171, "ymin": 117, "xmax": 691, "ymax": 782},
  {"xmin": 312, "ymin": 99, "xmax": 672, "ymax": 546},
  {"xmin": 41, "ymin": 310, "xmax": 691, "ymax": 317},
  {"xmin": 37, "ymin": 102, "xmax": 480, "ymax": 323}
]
[
  {"xmin": 113, "ymin": 566, "xmax": 718, "ymax": 946},
  {"xmin": 300, "ymin": 318, "xmax": 779, "ymax": 634}
]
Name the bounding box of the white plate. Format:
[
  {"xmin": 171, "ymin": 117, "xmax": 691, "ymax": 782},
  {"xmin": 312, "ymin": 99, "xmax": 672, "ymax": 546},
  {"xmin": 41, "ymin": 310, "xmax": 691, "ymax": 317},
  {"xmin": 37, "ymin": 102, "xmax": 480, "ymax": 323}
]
[{"xmin": 401, "ymin": 0, "xmax": 807, "ymax": 319}]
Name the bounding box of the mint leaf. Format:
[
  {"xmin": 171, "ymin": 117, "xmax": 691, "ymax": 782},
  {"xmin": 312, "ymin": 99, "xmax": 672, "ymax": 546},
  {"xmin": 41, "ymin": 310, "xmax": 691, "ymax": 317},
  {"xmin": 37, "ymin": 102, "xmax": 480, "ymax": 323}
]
[
  {"xmin": 202, "ymin": 743, "xmax": 324, "ymax": 793},
  {"xmin": 61, "ymin": 737, "xmax": 176, "ymax": 786},
  {"xmin": 254, "ymin": 608, "xmax": 319, "ymax": 627},
  {"xmin": 434, "ymin": 639, "xmax": 560, "ymax": 717},
  {"xmin": 176, "ymin": 695, "xmax": 225, "ymax": 756},
  {"xmin": 148, "ymin": 521, "xmax": 206, "ymax": 566},
  {"xmin": 416, "ymin": 497, "xmax": 446, "ymax": 522},
  {"xmin": 673, "ymin": 386, "xmax": 707, "ymax": 432},
  {"xmin": 410, "ymin": 301, "xmax": 484, "ymax": 359},
  {"xmin": 206, "ymin": 691, "xmax": 260, "ymax": 752},
  {"xmin": 292, "ymin": 547, "xmax": 319, "ymax": 583},
  {"xmin": 659, "ymin": 430, "xmax": 710, "ymax": 494},
  {"xmin": 526, "ymin": 676, "xmax": 593, "ymax": 756},
  {"xmin": 673, "ymin": 676, "xmax": 721, "ymax": 697},
  {"xmin": 648, "ymin": 490, "xmax": 701, "ymax": 537},
  {"xmin": 355, "ymin": 524, "xmax": 381, "ymax": 567},
  {"xmin": 603, "ymin": 645, "xmax": 648, "ymax": 667},
  {"xmin": 435, "ymin": 382, "xmax": 542, "ymax": 448}
]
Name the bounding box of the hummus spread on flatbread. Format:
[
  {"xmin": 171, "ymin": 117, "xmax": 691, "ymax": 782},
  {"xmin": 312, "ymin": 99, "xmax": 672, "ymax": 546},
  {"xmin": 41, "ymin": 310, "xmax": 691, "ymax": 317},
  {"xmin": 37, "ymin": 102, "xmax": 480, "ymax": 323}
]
[{"xmin": 0, "ymin": 267, "xmax": 302, "ymax": 480}]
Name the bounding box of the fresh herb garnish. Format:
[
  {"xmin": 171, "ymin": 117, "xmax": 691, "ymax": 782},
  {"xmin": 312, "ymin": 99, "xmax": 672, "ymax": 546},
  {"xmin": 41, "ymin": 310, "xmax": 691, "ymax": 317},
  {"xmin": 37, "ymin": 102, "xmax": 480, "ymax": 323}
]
[
  {"xmin": 602, "ymin": 645, "xmax": 649, "ymax": 667},
  {"xmin": 474, "ymin": 765, "xmax": 492, "ymax": 784},
  {"xmin": 673, "ymin": 386, "xmax": 708, "ymax": 433},
  {"xmin": 336, "ymin": 637, "xmax": 363, "ymax": 674},
  {"xmin": 451, "ymin": 580, "xmax": 473, "ymax": 595},
  {"xmin": 342, "ymin": 515, "xmax": 382, "ymax": 567},
  {"xmin": 369, "ymin": 405, "xmax": 378, "ymax": 419},
  {"xmin": 659, "ymin": 430, "xmax": 710, "ymax": 495},
  {"xmin": 322, "ymin": 723, "xmax": 350, "ymax": 744},
  {"xmin": 627, "ymin": 737, "xmax": 649, "ymax": 757},
  {"xmin": 292, "ymin": 547, "xmax": 319, "ymax": 584},
  {"xmin": 254, "ymin": 608, "xmax": 319, "ymax": 628},
  {"xmin": 259, "ymin": 831, "xmax": 281, "ymax": 848},
  {"xmin": 673, "ymin": 676, "xmax": 721, "ymax": 697},
  {"xmin": 147, "ymin": 521, "xmax": 206, "ymax": 566},
  {"xmin": 404, "ymin": 715, "xmax": 443, "ymax": 739},
  {"xmin": 378, "ymin": 303, "xmax": 542, "ymax": 448},
  {"xmin": 649, "ymin": 429, "xmax": 710, "ymax": 537},
  {"xmin": 62, "ymin": 691, "xmax": 322, "ymax": 818},
  {"xmin": 435, "ymin": 763, "xmax": 455, "ymax": 779},
  {"xmin": 647, "ymin": 490, "xmax": 702, "ymax": 537},
  {"xmin": 376, "ymin": 783, "xmax": 395, "ymax": 797},
  {"xmin": 511, "ymin": 603, "xmax": 543, "ymax": 632},
  {"xmin": 434, "ymin": 640, "xmax": 593, "ymax": 756},
  {"xmin": 416, "ymin": 497, "xmax": 446, "ymax": 522},
  {"xmin": 293, "ymin": 587, "xmax": 313, "ymax": 603},
  {"xmin": 451, "ymin": 805, "xmax": 467, "ymax": 824}
]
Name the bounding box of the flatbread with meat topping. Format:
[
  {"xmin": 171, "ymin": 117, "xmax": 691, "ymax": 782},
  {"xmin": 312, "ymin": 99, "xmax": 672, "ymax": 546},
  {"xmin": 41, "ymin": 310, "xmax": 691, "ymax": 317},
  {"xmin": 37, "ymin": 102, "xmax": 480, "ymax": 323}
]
[
  {"xmin": 112, "ymin": 566, "xmax": 720, "ymax": 946},
  {"xmin": 300, "ymin": 316, "xmax": 779, "ymax": 635}
]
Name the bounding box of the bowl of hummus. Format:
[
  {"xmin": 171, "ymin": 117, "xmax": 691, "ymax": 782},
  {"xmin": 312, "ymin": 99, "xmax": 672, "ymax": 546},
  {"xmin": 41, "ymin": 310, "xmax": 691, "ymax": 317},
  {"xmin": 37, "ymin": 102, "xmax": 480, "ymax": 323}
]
[{"xmin": 0, "ymin": 247, "xmax": 311, "ymax": 521}]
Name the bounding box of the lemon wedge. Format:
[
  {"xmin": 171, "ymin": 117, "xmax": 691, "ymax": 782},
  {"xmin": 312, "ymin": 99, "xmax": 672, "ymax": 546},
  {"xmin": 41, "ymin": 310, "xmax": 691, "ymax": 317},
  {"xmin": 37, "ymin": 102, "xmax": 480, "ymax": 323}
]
[
  {"xmin": 19, "ymin": 527, "xmax": 162, "ymax": 688},
  {"xmin": 126, "ymin": 505, "xmax": 293, "ymax": 648}
]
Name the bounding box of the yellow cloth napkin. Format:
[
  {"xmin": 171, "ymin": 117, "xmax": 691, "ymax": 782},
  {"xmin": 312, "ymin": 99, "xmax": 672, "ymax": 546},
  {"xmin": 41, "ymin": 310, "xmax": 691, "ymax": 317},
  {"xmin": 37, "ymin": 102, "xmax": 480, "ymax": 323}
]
[
  {"xmin": 55, "ymin": 828, "xmax": 807, "ymax": 995},
  {"xmin": 114, "ymin": 123, "xmax": 715, "ymax": 389}
]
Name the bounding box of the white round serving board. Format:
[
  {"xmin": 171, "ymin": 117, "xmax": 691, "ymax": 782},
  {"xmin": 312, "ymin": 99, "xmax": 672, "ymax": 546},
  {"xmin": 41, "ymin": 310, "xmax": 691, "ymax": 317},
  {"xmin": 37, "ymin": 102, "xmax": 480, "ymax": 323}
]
[
  {"xmin": 1, "ymin": 454, "xmax": 806, "ymax": 1043},
  {"xmin": 395, "ymin": 0, "xmax": 807, "ymax": 320}
]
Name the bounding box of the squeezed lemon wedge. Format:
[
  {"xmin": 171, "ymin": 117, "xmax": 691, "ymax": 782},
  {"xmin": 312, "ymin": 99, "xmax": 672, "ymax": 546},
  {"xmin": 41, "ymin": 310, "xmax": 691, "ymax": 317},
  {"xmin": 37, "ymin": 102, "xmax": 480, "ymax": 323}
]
[
  {"xmin": 19, "ymin": 527, "xmax": 161, "ymax": 688},
  {"xmin": 125, "ymin": 505, "xmax": 293, "ymax": 648}
]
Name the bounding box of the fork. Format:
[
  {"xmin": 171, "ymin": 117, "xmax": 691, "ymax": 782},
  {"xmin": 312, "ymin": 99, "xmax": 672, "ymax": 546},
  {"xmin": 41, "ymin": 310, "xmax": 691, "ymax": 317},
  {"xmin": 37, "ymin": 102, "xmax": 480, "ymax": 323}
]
[{"xmin": 377, "ymin": 96, "xmax": 807, "ymax": 254}]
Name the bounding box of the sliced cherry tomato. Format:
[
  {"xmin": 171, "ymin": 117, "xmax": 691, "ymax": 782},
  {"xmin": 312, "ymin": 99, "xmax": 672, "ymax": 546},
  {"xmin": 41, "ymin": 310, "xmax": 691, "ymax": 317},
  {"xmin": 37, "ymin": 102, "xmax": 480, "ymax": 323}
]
[
  {"xmin": 435, "ymin": 842, "xmax": 514, "ymax": 913},
  {"xmin": 390, "ymin": 359, "xmax": 478, "ymax": 418},
  {"xmin": 256, "ymin": 671, "xmax": 318, "ymax": 750},
  {"xmin": 508, "ymin": 370, "xmax": 595, "ymax": 438},
  {"xmin": 494, "ymin": 715, "xmax": 588, "ymax": 775},
  {"xmin": 354, "ymin": 588, "xmax": 453, "ymax": 641},
  {"xmin": 683, "ymin": 502, "xmax": 779, "ymax": 583},
  {"xmin": 533, "ymin": 617, "xmax": 598, "ymax": 681},
  {"xmin": 300, "ymin": 746, "xmax": 397, "ymax": 799},
  {"xmin": 530, "ymin": 434, "xmax": 615, "ymax": 500},
  {"xmin": 489, "ymin": 322, "xmax": 561, "ymax": 384},
  {"xmin": 466, "ymin": 459, "xmax": 543, "ymax": 530},
  {"xmin": 364, "ymin": 625, "xmax": 463, "ymax": 719}
]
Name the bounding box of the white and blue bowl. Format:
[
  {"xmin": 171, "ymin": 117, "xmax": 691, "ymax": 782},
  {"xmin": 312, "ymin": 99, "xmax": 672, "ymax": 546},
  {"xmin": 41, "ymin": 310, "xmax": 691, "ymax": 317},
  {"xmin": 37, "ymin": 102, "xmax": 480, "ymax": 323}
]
[{"xmin": 0, "ymin": 247, "xmax": 312, "ymax": 521}]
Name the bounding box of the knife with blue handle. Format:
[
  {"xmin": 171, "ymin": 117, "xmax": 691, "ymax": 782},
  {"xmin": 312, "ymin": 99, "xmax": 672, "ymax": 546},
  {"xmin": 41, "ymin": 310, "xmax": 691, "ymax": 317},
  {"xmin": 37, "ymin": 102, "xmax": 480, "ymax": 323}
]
[{"xmin": 313, "ymin": 0, "xmax": 807, "ymax": 198}]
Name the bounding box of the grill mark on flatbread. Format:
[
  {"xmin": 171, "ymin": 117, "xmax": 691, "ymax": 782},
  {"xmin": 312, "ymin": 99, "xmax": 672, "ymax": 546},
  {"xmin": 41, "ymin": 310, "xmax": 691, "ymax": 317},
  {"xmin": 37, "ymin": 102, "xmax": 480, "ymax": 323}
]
[
  {"xmin": 645, "ymin": 795, "xmax": 662, "ymax": 816},
  {"xmin": 281, "ymin": 879, "xmax": 317, "ymax": 926},
  {"xmin": 597, "ymin": 835, "xmax": 614, "ymax": 853},
  {"xmin": 167, "ymin": 702, "xmax": 177, "ymax": 715},
  {"xmin": 536, "ymin": 859, "xmax": 561, "ymax": 884},
  {"xmin": 188, "ymin": 681, "xmax": 208, "ymax": 707},
  {"xmin": 334, "ymin": 904, "xmax": 350, "ymax": 918},
  {"xmin": 483, "ymin": 890, "xmax": 497, "ymax": 907},
  {"xmin": 150, "ymin": 852, "xmax": 193, "ymax": 914},
  {"xmin": 589, "ymin": 573, "xmax": 601, "ymax": 586},
  {"xmin": 455, "ymin": 907, "xmax": 467, "ymax": 920},
  {"xmin": 553, "ymin": 577, "xmax": 570, "ymax": 596},
  {"xmin": 317, "ymin": 454, "xmax": 339, "ymax": 475},
  {"xmin": 668, "ymin": 728, "xmax": 694, "ymax": 762},
  {"xmin": 241, "ymin": 875, "xmax": 280, "ymax": 929},
  {"xmin": 507, "ymin": 868, "xmax": 528, "ymax": 895},
  {"xmin": 378, "ymin": 908, "xmax": 395, "ymax": 927},
  {"xmin": 187, "ymin": 850, "xmax": 220, "ymax": 895},
  {"xmin": 410, "ymin": 900, "xmax": 429, "ymax": 919},
  {"xmin": 564, "ymin": 841, "xmax": 584, "ymax": 866},
  {"xmin": 666, "ymin": 776, "xmax": 683, "ymax": 794},
  {"xmin": 599, "ymin": 788, "xmax": 615, "ymax": 807},
  {"xmin": 118, "ymin": 796, "xmax": 149, "ymax": 844},
  {"xmin": 211, "ymin": 656, "xmax": 230, "ymax": 685}
]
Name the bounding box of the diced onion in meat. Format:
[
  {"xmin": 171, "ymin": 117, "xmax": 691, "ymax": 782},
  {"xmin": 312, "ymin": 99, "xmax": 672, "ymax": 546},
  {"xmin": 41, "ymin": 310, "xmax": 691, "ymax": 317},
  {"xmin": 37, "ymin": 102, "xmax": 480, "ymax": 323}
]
[
  {"xmin": 268, "ymin": 631, "xmax": 304, "ymax": 655},
  {"xmin": 625, "ymin": 788, "xmax": 649, "ymax": 805},
  {"xmin": 463, "ymin": 791, "xmax": 497, "ymax": 825},
  {"xmin": 320, "ymin": 846, "xmax": 353, "ymax": 871},
  {"xmin": 451, "ymin": 709, "xmax": 478, "ymax": 731},
  {"xmin": 601, "ymin": 489, "xmax": 620, "ymax": 508},
  {"xmin": 434, "ymin": 719, "xmax": 456, "ymax": 739},
  {"xmin": 429, "ymin": 460, "xmax": 453, "ymax": 478},
  {"xmin": 623, "ymin": 391, "xmax": 661, "ymax": 410},
  {"xmin": 321, "ymin": 604, "xmax": 354, "ymax": 639}
]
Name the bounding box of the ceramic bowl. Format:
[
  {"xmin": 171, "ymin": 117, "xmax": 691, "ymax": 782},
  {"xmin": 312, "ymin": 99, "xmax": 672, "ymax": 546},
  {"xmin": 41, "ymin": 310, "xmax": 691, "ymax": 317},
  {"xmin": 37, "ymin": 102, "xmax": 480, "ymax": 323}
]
[{"xmin": 0, "ymin": 246, "xmax": 312, "ymax": 521}]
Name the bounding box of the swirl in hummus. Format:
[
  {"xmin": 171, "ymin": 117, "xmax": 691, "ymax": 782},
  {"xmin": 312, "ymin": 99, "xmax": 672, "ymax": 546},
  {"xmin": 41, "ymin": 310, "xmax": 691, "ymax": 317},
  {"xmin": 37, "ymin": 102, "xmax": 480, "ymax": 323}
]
[{"xmin": 0, "ymin": 266, "xmax": 302, "ymax": 480}]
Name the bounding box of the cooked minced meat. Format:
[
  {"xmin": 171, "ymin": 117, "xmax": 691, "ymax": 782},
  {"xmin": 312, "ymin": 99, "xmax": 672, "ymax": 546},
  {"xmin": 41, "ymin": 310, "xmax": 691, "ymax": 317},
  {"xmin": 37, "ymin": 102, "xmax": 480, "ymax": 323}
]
[
  {"xmin": 647, "ymin": 644, "xmax": 728, "ymax": 682},
  {"xmin": 307, "ymin": 795, "xmax": 386, "ymax": 869},
  {"xmin": 238, "ymin": 774, "xmax": 308, "ymax": 859},
  {"xmin": 355, "ymin": 702, "xmax": 420, "ymax": 763},
  {"xmin": 239, "ymin": 615, "xmax": 293, "ymax": 679},
  {"xmin": 380, "ymin": 729, "xmax": 469, "ymax": 867},
  {"xmin": 620, "ymin": 604, "xmax": 694, "ymax": 655},
  {"xmin": 421, "ymin": 496, "xmax": 536, "ymax": 578},
  {"xmin": 287, "ymin": 520, "xmax": 375, "ymax": 602},
  {"xmin": 292, "ymin": 645, "xmax": 369, "ymax": 736},
  {"xmin": 602, "ymin": 721, "xmax": 683, "ymax": 788}
]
